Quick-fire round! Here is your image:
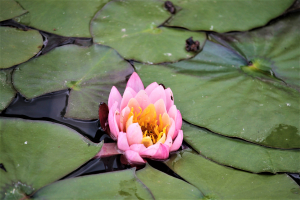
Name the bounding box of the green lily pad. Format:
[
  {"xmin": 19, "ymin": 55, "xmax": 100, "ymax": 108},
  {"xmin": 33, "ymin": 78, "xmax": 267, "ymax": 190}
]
[
  {"xmin": 91, "ymin": 0, "xmax": 206, "ymax": 64},
  {"xmin": 13, "ymin": 44, "xmax": 133, "ymax": 120},
  {"xmin": 0, "ymin": 0, "xmax": 27, "ymax": 22},
  {"xmin": 0, "ymin": 26, "xmax": 43, "ymax": 69},
  {"xmin": 136, "ymin": 163, "xmax": 203, "ymax": 199},
  {"xmin": 0, "ymin": 117, "xmax": 102, "ymax": 199},
  {"xmin": 32, "ymin": 169, "xmax": 153, "ymax": 199},
  {"xmin": 136, "ymin": 13, "xmax": 300, "ymax": 149},
  {"xmin": 165, "ymin": 0, "xmax": 294, "ymax": 32},
  {"xmin": 14, "ymin": 0, "xmax": 110, "ymax": 37},
  {"xmin": 211, "ymin": 12, "xmax": 300, "ymax": 90},
  {"xmin": 183, "ymin": 122, "xmax": 300, "ymax": 173},
  {"xmin": 165, "ymin": 150, "xmax": 300, "ymax": 199},
  {"xmin": 0, "ymin": 70, "xmax": 16, "ymax": 112}
]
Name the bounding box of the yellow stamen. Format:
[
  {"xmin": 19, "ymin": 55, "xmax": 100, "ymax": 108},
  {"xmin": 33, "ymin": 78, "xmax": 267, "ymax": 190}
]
[
  {"xmin": 141, "ymin": 136, "xmax": 153, "ymax": 147},
  {"xmin": 126, "ymin": 104, "xmax": 170, "ymax": 147}
]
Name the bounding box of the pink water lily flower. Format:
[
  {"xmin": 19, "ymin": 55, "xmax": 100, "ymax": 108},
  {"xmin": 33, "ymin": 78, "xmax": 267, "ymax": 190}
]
[{"xmin": 104, "ymin": 72, "xmax": 183, "ymax": 165}]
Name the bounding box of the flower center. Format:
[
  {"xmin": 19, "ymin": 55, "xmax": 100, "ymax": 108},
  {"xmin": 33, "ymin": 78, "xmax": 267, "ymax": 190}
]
[{"xmin": 127, "ymin": 104, "xmax": 169, "ymax": 147}]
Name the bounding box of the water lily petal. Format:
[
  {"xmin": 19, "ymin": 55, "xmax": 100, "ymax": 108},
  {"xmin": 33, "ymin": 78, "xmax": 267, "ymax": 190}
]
[
  {"xmin": 127, "ymin": 98, "xmax": 141, "ymax": 114},
  {"xmin": 120, "ymin": 87, "xmax": 136, "ymax": 111},
  {"xmin": 168, "ymin": 105, "xmax": 177, "ymax": 121},
  {"xmin": 108, "ymin": 101, "xmax": 119, "ymax": 140},
  {"xmin": 126, "ymin": 72, "xmax": 144, "ymax": 93},
  {"xmin": 162, "ymin": 113, "xmax": 170, "ymax": 128},
  {"xmin": 151, "ymin": 143, "xmax": 169, "ymax": 160},
  {"xmin": 135, "ymin": 90, "xmax": 151, "ymax": 110},
  {"xmin": 117, "ymin": 132, "xmax": 130, "ymax": 151},
  {"xmin": 108, "ymin": 86, "xmax": 122, "ymax": 110},
  {"xmin": 154, "ymin": 99, "xmax": 167, "ymax": 123},
  {"xmin": 174, "ymin": 110, "xmax": 182, "ymax": 139},
  {"xmin": 130, "ymin": 143, "xmax": 147, "ymax": 153},
  {"xmin": 165, "ymin": 133, "xmax": 173, "ymax": 149},
  {"xmin": 127, "ymin": 123, "xmax": 143, "ymax": 146},
  {"xmin": 95, "ymin": 143, "xmax": 121, "ymax": 158},
  {"xmin": 149, "ymin": 85, "xmax": 166, "ymax": 105},
  {"xmin": 125, "ymin": 150, "xmax": 146, "ymax": 164},
  {"xmin": 126, "ymin": 116, "xmax": 134, "ymax": 131},
  {"xmin": 167, "ymin": 118, "xmax": 175, "ymax": 140},
  {"xmin": 120, "ymin": 106, "xmax": 130, "ymax": 132},
  {"xmin": 139, "ymin": 143, "xmax": 160, "ymax": 157},
  {"xmin": 145, "ymin": 82, "xmax": 159, "ymax": 96},
  {"xmin": 165, "ymin": 88, "xmax": 174, "ymax": 112},
  {"xmin": 140, "ymin": 143, "xmax": 169, "ymax": 160},
  {"xmin": 170, "ymin": 130, "xmax": 183, "ymax": 152}
]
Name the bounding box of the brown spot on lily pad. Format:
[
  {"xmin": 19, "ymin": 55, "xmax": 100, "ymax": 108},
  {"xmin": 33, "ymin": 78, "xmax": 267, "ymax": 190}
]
[
  {"xmin": 185, "ymin": 37, "xmax": 200, "ymax": 52},
  {"xmin": 165, "ymin": 1, "xmax": 176, "ymax": 14}
]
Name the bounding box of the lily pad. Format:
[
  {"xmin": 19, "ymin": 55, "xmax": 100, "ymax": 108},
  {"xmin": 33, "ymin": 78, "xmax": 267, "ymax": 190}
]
[
  {"xmin": 135, "ymin": 13, "xmax": 300, "ymax": 149},
  {"xmin": 165, "ymin": 150, "xmax": 300, "ymax": 199},
  {"xmin": 182, "ymin": 122, "xmax": 300, "ymax": 173},
  {"xmin": 32, "ymin": 169, "xmax": 153, "ymax": 199},
  {"xmin": 14, "ymin": 0, "xmax": 110, "ymax": 37},
  {"xmin": 13, "ymin": 44, "xmax": 133, "ymax": 120},
  {"xmin": 165, "ymin": 0, "xmax": 294, "ymax": 32},
  {"xmin": 0, "ymin": 0, "xmax": 27, "ymax": 22},
  {"xmin": 136, "ymin": 163, "xmax": 203, "ymax": 199},
  {"xmin": 0, "ymin": 117, "xmax": 102, "ymax": 199},
  {"xmin": 0, "ymin": 70, "xmax": 16, "ymax": 112},
  {"xmin": 0, "ymin": 26, "xmax": 43, "ymax": 69},
  {"xmin": 91, "ymin": 0, "xmax": 206, "ymax": 64}
]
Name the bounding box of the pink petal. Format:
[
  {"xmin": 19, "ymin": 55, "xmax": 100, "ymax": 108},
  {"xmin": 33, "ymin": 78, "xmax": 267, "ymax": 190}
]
[
  {"xmin": 165, "ymin": 133, "xmax": 173, "ymax": 149},
  {"xmin": 151, "ymin": 144, "xmax": 169, "ymax": 160},
  {"xmin": 139, "ymin": 143, "xmax": 160, "ymax": 157},
  {"xmin": 135, "ymin": 90, "xmax": 151, "ymax": 110},
  {"xmin": 127, "ymin": 98, "xmax": 141, "ymax": 114},
  {"xmin": 126, "ymin": 72, "xmax": 144, "ymax": 93},
  {"xmin": 108, "ymin": 102, "xmax": 119, "ymax": 140},
  {"xmin": 140, "ymin": 143, "xmax": 169, "ymax": 160},
  {"xmin": 167, "ymin": 118, "xmax": 175, "ymax": 139},
  {"xmin": 108, "ymin": 86, "xmax": 122, "ymax": 110},
  {"xmin": 174, "ymin": 110, "xmax": 182, "ymax": 139},
  {"xmin": 124, "ymin": 150, "xmax": 146, "ymax": 164},
  {"xmin": 126, "ymin": 123, "xmax": 143, "ymax": 146},
  {"xmin": 130, "ymin": 144, "xmax": 147, "ymax": 153},
  {"xmin": 94, "ymin": 143, "xmax": 121, "ymax": 158},
  {"xmin": 145, "ymin": 82, "xmax": 159, "ymax": 96},
  {"xmin": 165, "ymin": 88, "xmax": 174, "ymax": 112},
  {"xmin": 154, "ymin": 99, "xmax": 167, "ymax": 123},
  {"xmin": 117, "ymin": 132, "xmax": 130, "ymax": 151},
  {"xmin": 120, "ymin": 106, "xmax": 130, "ymax": 132},
  {"xmin": 149, "ymin": 85, "xmax": 166, "ymax": 105},
  {"xmin": 120, "ymin": 87, "xmax": 136, "ymax": 111},
  {"xmin": 170, "ymin": 130, "xmax": 183, "ymax": 152},
  {"xmin": 168, "ymin": 105, "xmax": 177, "ymax": 121}
]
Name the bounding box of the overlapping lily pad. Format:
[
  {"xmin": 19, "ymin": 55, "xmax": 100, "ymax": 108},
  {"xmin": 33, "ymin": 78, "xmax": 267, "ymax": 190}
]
[
  {"xmin": 136, "ymin": 13, "xmax": 300, "ymax": 149},
  {"xmin": 182, "ymin": 122, "xmax": 300, "ymax": 173},
  {"xmin": 165, "ymin": 0, "xmax": 294, "ymax": 32},
  {"xmin": 0, "ymin": 70, "xmax": 16, "ymax": 112},
  {"xmin": 0, "ymin": 117, "xmax": 102, "ymax": 199},
  {"xmin": 136, "ymin": 163, "xmax": 203, "ymax": 199},
  {"xmin": 33, "ymin": 169, "xmax": 153, "ymax": 199},
  {"xmin": 14, "ymin": 0, "xmax": 110, "ymax": 37},
  {"xmin": 0, "ymin": 26, "xmax": 43, "ymax": 69},
  {"xmin": 91, "ymin": 0, "xmax": 206, "ymax": 64},
  {"xmin": 0, "ymin": 0, "xmax": 27, "ymax": 22},
  {"xmin": 13, "ymin": 44, "xmax": 133, "ymax": 120},
  {"xmin": 165, "ymin": 150, "xmax": 300, "ymax": 199}
]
